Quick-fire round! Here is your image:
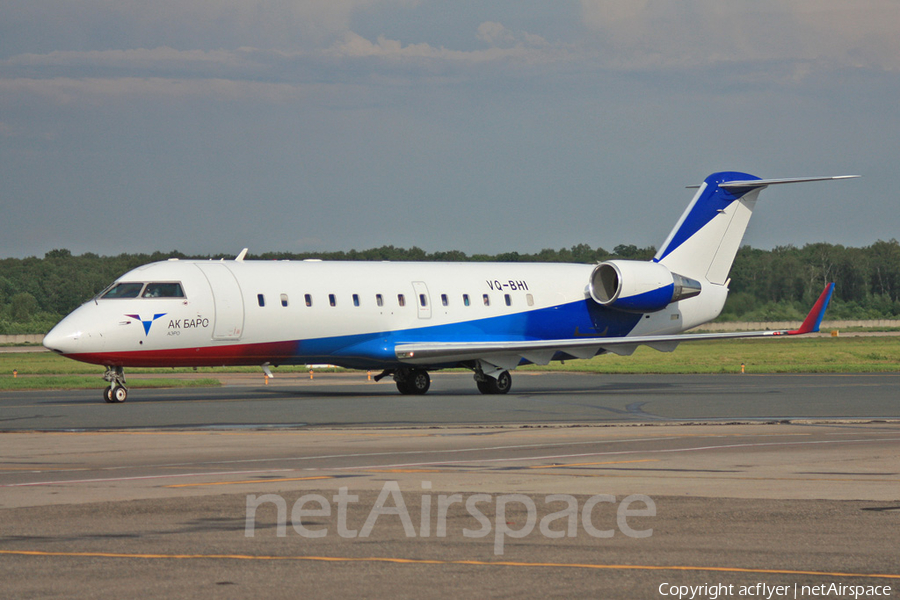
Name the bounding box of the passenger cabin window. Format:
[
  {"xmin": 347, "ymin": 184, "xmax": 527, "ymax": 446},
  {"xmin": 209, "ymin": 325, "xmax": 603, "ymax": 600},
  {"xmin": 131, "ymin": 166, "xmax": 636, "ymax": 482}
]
[
  {"xmin": 398, "ymin": 294, "xmax": 406, "ymax": 307},
  {"xmin": 329, "ymin": 294, "xmax": 336, "ymax": 307},
  {"xmin": 281, "ymin": 294, "xmax": 289, "ymax": 307},
  {"xmin": 376, "ymin": 294, "xmax": 384, "ymax": 307},
  {"xmin": 257, "ymin": 294, "xmax": 265, "ymax": 307},
  {"xmin": 441, "ymin": 294, "xmax": 448, "ymax": 307},
  {"xmin": 483, "ymin": 294, "xmax": 490, "ymax": 306},
  {"xmin": 142, "ymin": 282, "xmax": 185, "ymax": 298},
  {"xmin": 526, "ymin": 294, "xmax": 534, "ymax": 306},
  {"xmin": 101, "ymin": 282, "xmax": 144, "ymax": 299},
  {"xmin": 352, "ymin": 294, "xmax": 360, "ymax": 307},
  {"xmin": 504, "ymin": 294, "xmax": 512, "ymax": 306},
  {"xmin": 463, "ymin": 294, "xmax": 470, "ymax": 307},
  {"xmin": 419, "ymin": 294, "xmax": 428, "ymax": 307},
  {"xmin": 305, "ymin": 294, "xmax": 312, "ymax": 307}
]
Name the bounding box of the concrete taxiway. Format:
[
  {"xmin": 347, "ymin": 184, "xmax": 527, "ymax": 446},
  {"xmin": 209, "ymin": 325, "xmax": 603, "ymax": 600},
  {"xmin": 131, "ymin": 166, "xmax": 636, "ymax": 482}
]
[{"xmin": 1, "ymin": 373, "xmax": 899, "ymax": 598}]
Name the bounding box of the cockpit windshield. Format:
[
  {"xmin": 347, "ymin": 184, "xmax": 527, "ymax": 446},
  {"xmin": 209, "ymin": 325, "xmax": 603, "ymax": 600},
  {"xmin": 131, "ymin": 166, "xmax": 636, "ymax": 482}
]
[
  {"xmin": 100, "ymin": 282, "xmax": 185, "ymax": 299},
  {"xmin": 101, "ymin": 282, "xmax": 144, "ymax": 299},
  {"xmin": 142, "ymin": 282, "xmax": 185, "ymax": 298}
]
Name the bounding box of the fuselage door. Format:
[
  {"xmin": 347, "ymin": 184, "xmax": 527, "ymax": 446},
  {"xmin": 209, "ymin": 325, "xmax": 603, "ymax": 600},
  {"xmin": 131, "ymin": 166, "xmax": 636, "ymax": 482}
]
[
  {"xmin": 411, "ymin": 281, "xmax": 432, "ymax": 320},
  {"xmin": 195, "ymin": 263, "xmax": 244, "ymax": 340}
]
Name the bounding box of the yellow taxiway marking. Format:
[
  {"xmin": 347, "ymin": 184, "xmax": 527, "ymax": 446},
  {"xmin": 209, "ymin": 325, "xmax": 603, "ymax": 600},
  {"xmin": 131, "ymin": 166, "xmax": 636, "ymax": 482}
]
[
  {"xmin": 529, "ymin": 459, "xmax": 658, "ymax": 469},
  {"xmin": 165, "ymin": 475, "xmax": 333, "ymax": 488},
  {"xmin": 524, "ymin": 471, "xmax": 900, "ymax": 484},
  {"xmin": 1, "ymin": 550, "xmax": 898, "ymax": 580},
  {"xmin": 0, "ymin": 467, "xmax": 90, "ymax": 472},
  {"xmin": 363, "ymin": 469, "xmax": 445, "ymax": 474},
  {"xmin": 1, "ymin": 430, "xmax": 436, "ymax": 438}
]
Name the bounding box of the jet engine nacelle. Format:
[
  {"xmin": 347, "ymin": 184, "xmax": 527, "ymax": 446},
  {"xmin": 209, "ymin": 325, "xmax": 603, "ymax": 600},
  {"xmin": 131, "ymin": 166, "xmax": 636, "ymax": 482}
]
[{"xmin": 589, "ymin": 260, "xmax": 702, "ymax": 313}]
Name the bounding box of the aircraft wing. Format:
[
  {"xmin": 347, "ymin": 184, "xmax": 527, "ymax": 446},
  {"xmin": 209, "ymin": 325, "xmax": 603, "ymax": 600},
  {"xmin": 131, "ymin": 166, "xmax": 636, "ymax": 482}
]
[{"xmin": 395, "ymin": 283, "xmax": 834, "ymax": 369}]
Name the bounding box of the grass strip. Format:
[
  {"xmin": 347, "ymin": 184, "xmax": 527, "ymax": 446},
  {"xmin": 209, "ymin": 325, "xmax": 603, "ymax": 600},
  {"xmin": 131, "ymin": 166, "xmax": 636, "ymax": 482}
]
[
  {"xmin": 523, "ymin": 337, "xmax": 900, "ymax": 374},
  {"xmin": 0, "ymin": 353, "xmax": 325, "ymax": 375}
]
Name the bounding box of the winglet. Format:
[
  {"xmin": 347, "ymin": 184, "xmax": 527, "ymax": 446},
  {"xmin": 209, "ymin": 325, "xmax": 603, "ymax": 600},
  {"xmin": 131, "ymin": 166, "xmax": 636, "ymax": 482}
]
[{"xmin": 788, "ymin": 283, "xmax": 835, "ymax": 335}]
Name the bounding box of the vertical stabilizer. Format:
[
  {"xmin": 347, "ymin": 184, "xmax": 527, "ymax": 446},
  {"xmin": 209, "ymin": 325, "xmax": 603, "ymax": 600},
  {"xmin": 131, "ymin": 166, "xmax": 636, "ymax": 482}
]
[
  {"xmin": 655, "ymin": 173, "xmax": 858, "ymax": 285},
  {"xmin": 655, "ymin": 171, "xmax": 761, "ymax": 285}
]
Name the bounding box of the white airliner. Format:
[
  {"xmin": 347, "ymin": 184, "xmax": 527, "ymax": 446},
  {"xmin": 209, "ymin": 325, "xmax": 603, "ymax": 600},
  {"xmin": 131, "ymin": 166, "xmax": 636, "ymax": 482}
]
[{"xmin": 43, "ymin": 172, "xmax": 855, "ymax": 402}]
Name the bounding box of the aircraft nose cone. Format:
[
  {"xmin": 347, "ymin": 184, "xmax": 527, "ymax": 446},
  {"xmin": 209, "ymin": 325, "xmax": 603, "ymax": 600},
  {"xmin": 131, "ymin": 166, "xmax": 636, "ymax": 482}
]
[
  {"xmin": 43, "ymin": 311, "xmax": 100, "ymax": 355},
  {"xmin": 43, "ymin": 323, "xmax": 80, "ymax": 354}
]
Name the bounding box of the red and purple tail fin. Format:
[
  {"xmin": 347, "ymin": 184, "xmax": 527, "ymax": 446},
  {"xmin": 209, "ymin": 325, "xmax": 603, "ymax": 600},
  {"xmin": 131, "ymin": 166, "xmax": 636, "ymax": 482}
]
[{"xmin": 788, "ymin": 283, "xmax": 835, "ymax": 335}]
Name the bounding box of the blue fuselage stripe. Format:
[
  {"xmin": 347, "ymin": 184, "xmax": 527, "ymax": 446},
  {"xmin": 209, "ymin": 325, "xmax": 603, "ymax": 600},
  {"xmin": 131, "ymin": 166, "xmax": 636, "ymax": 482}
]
[{"xmin": 285, "ymin": 299, "xmax": 642, "ymax": 368}]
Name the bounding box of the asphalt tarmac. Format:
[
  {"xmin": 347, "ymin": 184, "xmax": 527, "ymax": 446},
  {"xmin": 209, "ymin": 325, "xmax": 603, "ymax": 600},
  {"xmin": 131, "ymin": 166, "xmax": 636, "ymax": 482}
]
[
  {"xmin": 1, "ymin": 373, "xmax": 899, "ymax": 599},
  {"xmin": 2, "ymin": 371, "xmax": 900, "ymax": 430}
]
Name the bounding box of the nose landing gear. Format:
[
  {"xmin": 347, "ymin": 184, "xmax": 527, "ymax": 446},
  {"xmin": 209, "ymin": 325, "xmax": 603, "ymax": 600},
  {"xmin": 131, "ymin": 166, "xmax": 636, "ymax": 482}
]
[{"xmin": 103, "ymin": 366, "xmax": 128, "ymax": 403}]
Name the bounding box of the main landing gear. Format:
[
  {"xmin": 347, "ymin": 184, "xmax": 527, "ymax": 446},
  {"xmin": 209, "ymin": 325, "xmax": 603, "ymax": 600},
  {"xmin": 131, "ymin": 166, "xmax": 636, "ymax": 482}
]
[
  {"xmin": 103, "ymin": 366, "xmax": 128, "ymax": 403},
  {"xmin": 376, "ymin": 367, "xmax": 513, "ymax": 395},
  {"xmin": 475, "ymin": 369, "xmax": 512, "ymax": 395},
  {"xmin": 391, "ymin": 368, "xmax": 431, "ymax": 395}
]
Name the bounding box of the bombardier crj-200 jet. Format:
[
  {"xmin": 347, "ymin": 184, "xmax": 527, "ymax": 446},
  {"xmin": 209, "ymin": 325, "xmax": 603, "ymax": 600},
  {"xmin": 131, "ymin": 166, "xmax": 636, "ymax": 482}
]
[{"xmin": 44, "ymin": 172, "xmax": 855, "ymax": 402}]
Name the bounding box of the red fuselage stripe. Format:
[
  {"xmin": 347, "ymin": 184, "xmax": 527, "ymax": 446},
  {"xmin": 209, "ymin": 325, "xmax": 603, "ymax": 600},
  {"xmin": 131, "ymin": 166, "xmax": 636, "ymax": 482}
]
[{"xmin": 64, "ymin": 341, "xmax": 299, "ymax": 368}]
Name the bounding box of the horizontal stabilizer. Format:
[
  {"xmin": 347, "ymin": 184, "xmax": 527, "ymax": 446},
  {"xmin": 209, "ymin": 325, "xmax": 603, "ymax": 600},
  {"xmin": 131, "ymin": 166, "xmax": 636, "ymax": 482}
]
[
  {"xmin": 686, "ymin": 175, "xmax": 858, "ymax": 189},
  {"xmin": 718, "ymin": 176, "xmax": 859, "ymax": 190}
]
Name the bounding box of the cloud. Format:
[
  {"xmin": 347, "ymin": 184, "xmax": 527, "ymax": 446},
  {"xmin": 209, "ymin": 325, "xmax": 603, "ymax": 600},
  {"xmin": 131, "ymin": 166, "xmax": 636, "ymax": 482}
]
[
  {"xmin": 3, "ymin": 47, "xmax": 251, "ymax": 73},
  {"xmin": 0, "ymin": 76, "xmax": 310, "ymax": 107},
  {"xmin": 475, "ymin": 22, "xmax": 549, "ymax": 49},
  {"xmin": 326, "ymin": 24, "xmax": 569, "ymax": 66},
  {"xmin": 0, "ymin": 20, "xmax": 573, "ymax": 83},
  {"xmin": 1, "ymin": 0, "xmax": 422, "ymax": 54},
  {"xmin": 579, "ymin": 0, "xmax": 900, "ymax": 71},
  {"xmin": 326, "ymin": 33, "xmax": 449, "ymax": 60},
  {"xmin": 3, "ymin": 1, "xmax": 897, "ymax": 114},
  {"xmin": 0, "ymin": 47, "xmax": 288, "ymax": 105}
]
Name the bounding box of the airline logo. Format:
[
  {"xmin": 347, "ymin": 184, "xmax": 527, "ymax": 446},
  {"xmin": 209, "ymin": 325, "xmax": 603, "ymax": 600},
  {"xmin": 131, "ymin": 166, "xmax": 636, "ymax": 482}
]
[{"xmin": 126, "ymin": 313, "xmax": 167, "ymax": 336}]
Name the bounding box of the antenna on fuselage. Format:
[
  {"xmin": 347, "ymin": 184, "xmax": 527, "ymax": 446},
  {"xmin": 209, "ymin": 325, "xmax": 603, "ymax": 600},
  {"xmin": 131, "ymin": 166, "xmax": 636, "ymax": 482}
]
[{"xmin": 235, "ymin": 248, "xmax": 248, "ymax": 262}]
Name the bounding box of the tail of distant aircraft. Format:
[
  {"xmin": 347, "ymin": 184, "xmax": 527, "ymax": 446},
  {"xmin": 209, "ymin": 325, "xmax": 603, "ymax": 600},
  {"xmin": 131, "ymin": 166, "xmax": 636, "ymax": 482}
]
[{"xmin": 654, "ymin": 173, "xmax": 858, "ymax": 285}]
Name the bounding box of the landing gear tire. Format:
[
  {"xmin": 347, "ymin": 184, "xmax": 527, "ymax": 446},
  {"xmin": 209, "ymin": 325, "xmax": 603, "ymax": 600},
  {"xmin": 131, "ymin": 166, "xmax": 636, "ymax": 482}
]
[
  {"xmin": 396, "ymin": 369, "xmax": 431, "ymax": 395},
  {"xmin": 102, "ymin": 366, "xmax": 128, "ymax": 403},
  {"xmin": 477, "ymin": 370, "xmax": 512, "ymax": 395},
  {"xmin": 112, "ymin": 386, "xmax": 128, "ymax": 403}
]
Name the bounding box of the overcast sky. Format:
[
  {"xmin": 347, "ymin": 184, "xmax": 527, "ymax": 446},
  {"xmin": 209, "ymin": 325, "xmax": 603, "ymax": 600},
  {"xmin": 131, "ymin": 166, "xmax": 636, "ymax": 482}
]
[{"xmin": 1, "ymin": 1, "xmax": 897, "ymax": 258}]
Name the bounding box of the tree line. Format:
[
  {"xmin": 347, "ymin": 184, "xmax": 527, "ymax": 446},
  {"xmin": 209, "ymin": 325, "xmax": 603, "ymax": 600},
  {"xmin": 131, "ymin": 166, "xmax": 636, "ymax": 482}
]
[{"xmin": 2, "ymin": 241, "xmax": 899, "ymax": 335}]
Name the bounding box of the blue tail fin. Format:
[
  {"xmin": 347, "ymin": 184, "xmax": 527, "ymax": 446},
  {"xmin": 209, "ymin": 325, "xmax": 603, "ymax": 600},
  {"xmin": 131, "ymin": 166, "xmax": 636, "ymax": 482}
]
[
  {"xmin": 655, "ymin": 173, "xmax": 858, "ymax": 286},
  {"xmin": 655, "ymin": 172, "xmax": 762, "ymax": 285}
]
